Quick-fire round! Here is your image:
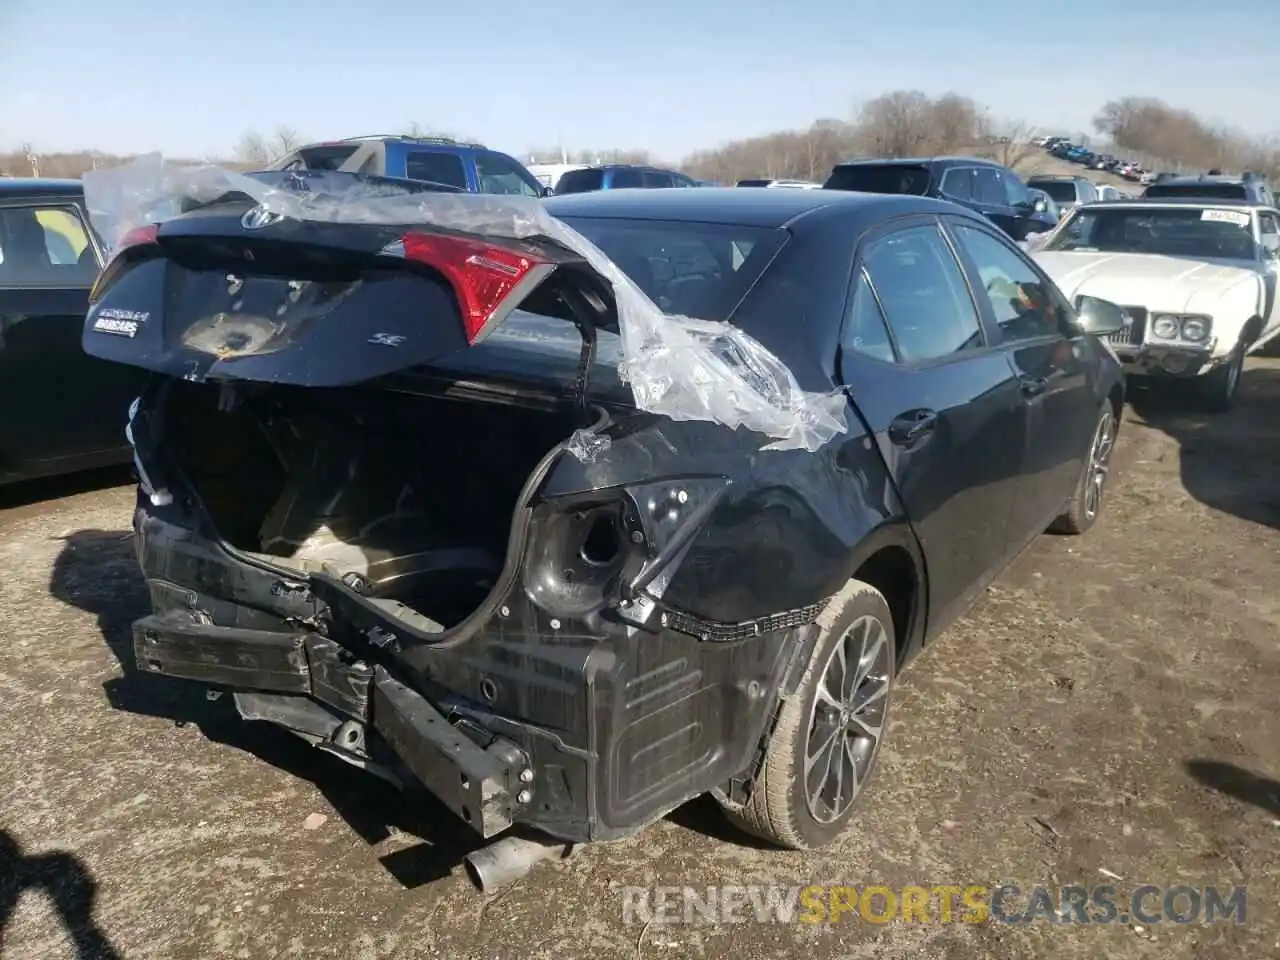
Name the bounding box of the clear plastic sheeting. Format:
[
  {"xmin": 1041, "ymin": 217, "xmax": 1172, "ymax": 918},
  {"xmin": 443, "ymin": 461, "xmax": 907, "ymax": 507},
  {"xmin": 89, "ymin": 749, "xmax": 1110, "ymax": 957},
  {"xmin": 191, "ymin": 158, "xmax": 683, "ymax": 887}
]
[
  {"xmin": 82, "ymin": 154, "xmax": 848, "ymax": 454},
  {"xmin": 565, "ymin": 429, "xmax": 612, "ymax": 463}
]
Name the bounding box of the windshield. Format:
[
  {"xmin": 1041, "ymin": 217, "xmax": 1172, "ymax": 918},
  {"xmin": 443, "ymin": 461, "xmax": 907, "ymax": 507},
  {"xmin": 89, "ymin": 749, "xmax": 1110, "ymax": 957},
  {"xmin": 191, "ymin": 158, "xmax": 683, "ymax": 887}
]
[
  {"xmin": 1044, "ymin": 206, "xmax": 1258, "ymax": 259},
  {"xmin": 555, "ymin": 217, "xmax": 787, "ymax": 322},
  {"xmin": 1030, "ymin": 181, "xmax": 1078, "ymax": 204},
  {"xmin": 824, "ymin": 164, "xmax": 931, "ymax": 195}
]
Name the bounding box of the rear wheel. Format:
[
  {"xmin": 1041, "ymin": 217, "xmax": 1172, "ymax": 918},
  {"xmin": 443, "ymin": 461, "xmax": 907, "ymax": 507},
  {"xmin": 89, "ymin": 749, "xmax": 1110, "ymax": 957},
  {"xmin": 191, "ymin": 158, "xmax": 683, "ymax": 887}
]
[
  {"xmin": 719, "ymin": 581, "xmax": 895, "ymax": 850},
  {"xmin": 1050, "ymin": 401, "xmax": 1116, "ymax": 535},
  {"xmin": 1198, "ymin": 345, "xmax": 1244, "ymax": 413}
]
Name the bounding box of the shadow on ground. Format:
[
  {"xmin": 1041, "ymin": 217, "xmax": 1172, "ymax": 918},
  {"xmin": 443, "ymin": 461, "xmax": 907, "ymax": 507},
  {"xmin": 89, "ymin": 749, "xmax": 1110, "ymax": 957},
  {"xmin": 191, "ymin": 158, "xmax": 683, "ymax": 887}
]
[
  {"xmin": 0, "ymin": 466, "xmax": 133, "ymax": 512},
  {"xmin": 1185, "ymin": 759, "xmax": 1280, "ymax": 816},
  {"xmin": 0, "ymin": 829, "xmax": 122, "ymax": 960},
  {"xmin": 47, "ymin": 529, "xmax": 485, "ymax": 889},
  {"xmin": 1127, "ymin": 365, "xmax": 1280, "ymax": 531}
]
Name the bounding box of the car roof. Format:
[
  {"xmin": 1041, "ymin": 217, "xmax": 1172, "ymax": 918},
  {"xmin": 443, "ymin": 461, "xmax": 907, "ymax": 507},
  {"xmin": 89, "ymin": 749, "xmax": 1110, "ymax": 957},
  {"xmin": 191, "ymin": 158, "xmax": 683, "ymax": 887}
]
[
  {"xmin": 1077, "ymin": 197, "xmax": 1269, "ymax": 210},
  {"xmin": 831, "ymin": 155, "xmax": 1002, "ymax": 169},
  {"xmin": 543, "ymin": 185, "xmax": 966, "ymax": 228},
  {"xmin": 572, "ymin": 163, "xmax": 682, "ymax": 174},
  {"xmin": 0, "ymin": 177, "xmax": 83, "ymax": 197}
]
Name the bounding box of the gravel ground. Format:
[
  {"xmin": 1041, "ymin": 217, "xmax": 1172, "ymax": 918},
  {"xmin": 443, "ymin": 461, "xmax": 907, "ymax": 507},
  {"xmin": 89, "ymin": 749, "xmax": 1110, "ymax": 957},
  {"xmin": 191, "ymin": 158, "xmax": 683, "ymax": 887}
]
[{"xmin": 2, "ymin": 359, "xmax": 1279, "ymax": 960}]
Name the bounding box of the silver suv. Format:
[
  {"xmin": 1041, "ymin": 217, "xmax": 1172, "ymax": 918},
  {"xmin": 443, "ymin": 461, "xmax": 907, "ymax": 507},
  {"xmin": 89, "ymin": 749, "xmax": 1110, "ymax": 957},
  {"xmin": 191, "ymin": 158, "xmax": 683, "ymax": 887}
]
[{"xmin": 1026, "ymin": 175, "xmax": 1100, "ymax": 213}]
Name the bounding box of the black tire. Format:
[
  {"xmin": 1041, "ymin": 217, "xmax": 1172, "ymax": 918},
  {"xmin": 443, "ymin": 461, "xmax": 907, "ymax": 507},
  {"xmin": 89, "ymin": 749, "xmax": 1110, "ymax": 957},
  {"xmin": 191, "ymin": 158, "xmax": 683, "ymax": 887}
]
[
  {"xmin": 719, "ymin": 580, "xmax": 896, "ymax": 850},
  {"xmin": 1198, "ymin": 345, "xmax": 1244, "ymax": 413},
  {"xmin": 1050, "ymin": 401, "xmax": 1117, "ymax": 535}
]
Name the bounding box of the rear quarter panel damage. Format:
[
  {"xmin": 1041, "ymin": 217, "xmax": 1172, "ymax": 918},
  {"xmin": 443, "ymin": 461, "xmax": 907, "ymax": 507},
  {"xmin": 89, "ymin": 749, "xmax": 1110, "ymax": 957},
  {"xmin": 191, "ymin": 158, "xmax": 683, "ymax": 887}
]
[{"xmin": 391, "ymin": 412, "xmax": 920, "ymax": 839}]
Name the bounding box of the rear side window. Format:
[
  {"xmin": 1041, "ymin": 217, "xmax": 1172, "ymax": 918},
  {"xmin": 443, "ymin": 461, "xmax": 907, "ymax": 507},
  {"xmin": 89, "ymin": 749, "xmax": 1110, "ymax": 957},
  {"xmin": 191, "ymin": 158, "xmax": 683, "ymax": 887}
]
[
  {"xmin": 0, "ymin": 204, "xmax": 99, "ymax": 286},
  {"xmin": 1144, "ymin": 183, "xmax": 1248, "ymax": 200},
  {"xmin": 824, "ymin": 164, "xmax": 931, "ymax": 195},
  {"xmin": 841, "ymin": 269, "xmax": 898, "ymax": 363},
  {"xmin": 555, "ymin": 169, "xmax": 604, "ymax": 194},
  {"xmin": 405, "ymin": 151, "xmax": 468, "ymax": 189},
  {"xmin": 609, "ymin": 168, "xmax": 644, "ymax": 189},
  {"xmin": 860, "ymin": 224, "xmax": 984, "ymax": 363},
  {"xmin": 556, "ymin": 217, "xmax": 787, "ymax": 322}
]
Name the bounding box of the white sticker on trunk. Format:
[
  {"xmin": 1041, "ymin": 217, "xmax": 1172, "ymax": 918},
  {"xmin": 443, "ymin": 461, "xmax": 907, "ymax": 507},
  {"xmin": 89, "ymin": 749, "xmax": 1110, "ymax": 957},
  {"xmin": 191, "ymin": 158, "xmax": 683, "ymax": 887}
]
[
  {"xmin": 91, "ymin": 307, "xmax": 149, "ymax": 338},
  {"xmin": 1201, "ymin": 209, "xmax": 1251, "ymax": 227}
]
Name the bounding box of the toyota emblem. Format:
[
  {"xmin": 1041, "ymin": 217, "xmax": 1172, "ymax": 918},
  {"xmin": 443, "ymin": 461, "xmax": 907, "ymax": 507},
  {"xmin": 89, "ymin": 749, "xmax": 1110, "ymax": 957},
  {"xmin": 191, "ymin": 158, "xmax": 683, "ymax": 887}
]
[{"xmin": 241, "ymin": 205, "xmax": 284, "ymax": 230}]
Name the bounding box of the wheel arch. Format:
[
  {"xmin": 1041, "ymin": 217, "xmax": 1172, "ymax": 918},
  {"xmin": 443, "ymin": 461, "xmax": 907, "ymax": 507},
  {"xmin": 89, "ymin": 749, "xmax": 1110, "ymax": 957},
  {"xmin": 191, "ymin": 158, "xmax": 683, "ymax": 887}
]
[{"xmin": 845, "ymin": 521, "xmax": 928, "ymax": 669}]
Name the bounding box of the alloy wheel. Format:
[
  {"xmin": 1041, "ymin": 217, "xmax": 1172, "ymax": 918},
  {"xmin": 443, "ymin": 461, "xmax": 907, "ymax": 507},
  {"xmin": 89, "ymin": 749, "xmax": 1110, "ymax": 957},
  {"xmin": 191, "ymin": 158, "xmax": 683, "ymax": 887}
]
[
  {"xmin": 1084, "ymin": 410, "xmax": 1116, "ymax": 521},
  {"xmin": 804, "ymin": 615, "xmax": 892, "ymax": 824}
]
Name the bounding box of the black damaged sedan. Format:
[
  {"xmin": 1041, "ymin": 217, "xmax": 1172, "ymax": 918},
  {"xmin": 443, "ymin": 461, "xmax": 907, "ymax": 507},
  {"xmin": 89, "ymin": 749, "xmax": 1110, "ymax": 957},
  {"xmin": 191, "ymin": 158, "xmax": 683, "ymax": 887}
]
[{"xmin": 84, "ymin": 184, "xmax": 1126, "ymax": 885}]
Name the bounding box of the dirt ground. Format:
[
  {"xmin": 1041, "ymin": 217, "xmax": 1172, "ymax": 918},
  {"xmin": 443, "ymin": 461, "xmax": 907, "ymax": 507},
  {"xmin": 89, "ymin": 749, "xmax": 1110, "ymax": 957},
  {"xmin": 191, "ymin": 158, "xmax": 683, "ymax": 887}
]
[{"xmin": 2, "ymin": 360, "xmax": 1279, "ymax": 960}]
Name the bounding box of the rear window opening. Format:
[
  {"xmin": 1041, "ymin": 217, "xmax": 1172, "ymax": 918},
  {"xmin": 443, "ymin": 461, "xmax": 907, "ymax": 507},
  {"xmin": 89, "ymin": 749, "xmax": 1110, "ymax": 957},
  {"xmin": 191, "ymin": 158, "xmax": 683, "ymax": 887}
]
[
  {"xmin": 1030, "ymin": 181, "xmax": 1079, "ymax": 204},
  {"xmin": 278, "ymin": 145, "xmax": 361, "ymax": 171},
  {"xmin": 1144, "ymin": 183, "xmax": 1249, "ymax": 200},
  {"xmin": 824, "ymin": 164, "xmax": 931, "ymax": 196}
]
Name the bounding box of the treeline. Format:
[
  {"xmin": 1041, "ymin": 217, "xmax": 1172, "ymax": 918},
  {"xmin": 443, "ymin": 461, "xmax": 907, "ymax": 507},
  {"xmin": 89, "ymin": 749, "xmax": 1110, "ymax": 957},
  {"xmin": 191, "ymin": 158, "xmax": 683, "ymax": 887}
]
[{"xmin": 5, "ymin": 92, "xmax": 1277, "ymax": 185}]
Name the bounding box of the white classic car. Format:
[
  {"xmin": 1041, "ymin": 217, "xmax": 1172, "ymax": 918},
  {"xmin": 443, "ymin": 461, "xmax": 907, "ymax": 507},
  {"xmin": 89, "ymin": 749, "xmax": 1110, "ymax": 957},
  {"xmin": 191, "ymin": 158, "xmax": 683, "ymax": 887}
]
[{"xmin": 1030, "ymin": 199, "xmax": 1280, "ymax": 411}]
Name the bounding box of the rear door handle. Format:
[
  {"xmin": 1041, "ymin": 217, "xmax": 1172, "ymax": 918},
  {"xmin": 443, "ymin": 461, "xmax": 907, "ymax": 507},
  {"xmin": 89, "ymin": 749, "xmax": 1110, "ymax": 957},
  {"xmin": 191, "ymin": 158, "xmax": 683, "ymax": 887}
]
[
  {"xmin": 888, "ymin": 409, "xmax": 938, "ymax": 445},
  {"xmin": 1019, "ymin": 375, "xmax": 1049, "ymax": 396}
]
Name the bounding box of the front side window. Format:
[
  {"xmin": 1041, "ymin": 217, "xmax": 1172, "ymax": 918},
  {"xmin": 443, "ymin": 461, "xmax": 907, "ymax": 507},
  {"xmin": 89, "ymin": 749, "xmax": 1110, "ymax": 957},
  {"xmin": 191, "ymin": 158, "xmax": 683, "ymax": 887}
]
[
  {"xmin": 972, "ymin": 169, "xmax": 1005, "ymax": 205},
  {"xmin": 940, "ymin": 168, "xmax": 974, "ymax": 202},
  {"xmin": 952, "ymin": 223, "xmax": 1066, "ymax": 343},
  {"xmin": 475, "ymin": 153, "xmax": 542, "ymax": 197},
  {"xmin": 1002, "ymin": 170, "xmax": 1030, "ymax": 207},
  {"xmin": 641, "ymin": 171, "xmax": 674, "ymax": 188},
  {"xmin": 1259, "ymin": 212, "xmax": 1280, "ymax": 258},
  {"xmin": 0, "ymin": 204, "xmax": 99, "ymax": 285},
  {"xmin": 859, "ymin": 224, "xmax": 984, "ymax": 363}
]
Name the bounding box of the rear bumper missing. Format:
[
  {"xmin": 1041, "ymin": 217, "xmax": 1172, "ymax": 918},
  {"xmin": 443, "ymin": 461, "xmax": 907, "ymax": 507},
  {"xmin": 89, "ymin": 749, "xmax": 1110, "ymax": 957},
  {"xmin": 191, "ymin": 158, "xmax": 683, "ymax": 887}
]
[
  {"xmin": 132, "ymin": 612, "xmax": 530, "ymax": 838},
  {"xmin": 129, "ymin": 492, "xmax": 810, "ymax": 846}
]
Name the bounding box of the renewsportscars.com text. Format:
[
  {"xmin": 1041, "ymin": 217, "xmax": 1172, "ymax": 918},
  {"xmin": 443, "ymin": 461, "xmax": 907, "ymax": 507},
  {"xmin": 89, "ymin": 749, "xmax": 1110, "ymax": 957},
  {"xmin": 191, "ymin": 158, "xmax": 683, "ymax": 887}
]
[{"xmin": 620, "ymin": 884, "xmax": 1247, "ymax": 926}]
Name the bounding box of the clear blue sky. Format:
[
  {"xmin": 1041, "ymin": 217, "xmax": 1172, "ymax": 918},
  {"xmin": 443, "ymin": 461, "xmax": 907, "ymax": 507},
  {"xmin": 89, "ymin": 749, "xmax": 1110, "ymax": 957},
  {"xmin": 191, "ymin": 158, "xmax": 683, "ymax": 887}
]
[{"xmin": 3, "ymin": 0, "xmax": 1277, "ymax": 161}]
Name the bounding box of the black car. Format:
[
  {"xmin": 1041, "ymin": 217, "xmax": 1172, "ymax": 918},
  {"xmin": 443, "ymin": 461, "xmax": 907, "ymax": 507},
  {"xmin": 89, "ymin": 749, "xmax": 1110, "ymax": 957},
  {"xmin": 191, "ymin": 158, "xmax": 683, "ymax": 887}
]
[
  {"xmin": 1142, "ymin": 173, "xmax": 1275, "ymax": 206},
  {"xmin": 0, "ymin": 178, "xmax": 144, "ymax": 484},
  {"xmin": 553, "ymin": 164, "xmax": 699, "ymax": 194},
  {"xmin": 83, "ymin": 180, "xmax": 1126, "ymax": 884},
  {"xmin": 823, "ymin": 157, "xmax": 1054, "ymax": 241}
]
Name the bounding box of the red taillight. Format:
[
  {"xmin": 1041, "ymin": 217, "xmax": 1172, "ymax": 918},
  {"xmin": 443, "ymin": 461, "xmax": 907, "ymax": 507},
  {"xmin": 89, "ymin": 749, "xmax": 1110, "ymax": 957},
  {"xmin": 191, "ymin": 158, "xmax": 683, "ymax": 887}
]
[
  {"xmin": 115, "ymin": 224, "xmax": 160, "ymax": 254},
  {"xmin": 91, "ymin": 224, "xmax": 161, "ymax": 301},
  {"xmin": 390, "ymin": 233, "xmax": 555, "ymax": 343}
]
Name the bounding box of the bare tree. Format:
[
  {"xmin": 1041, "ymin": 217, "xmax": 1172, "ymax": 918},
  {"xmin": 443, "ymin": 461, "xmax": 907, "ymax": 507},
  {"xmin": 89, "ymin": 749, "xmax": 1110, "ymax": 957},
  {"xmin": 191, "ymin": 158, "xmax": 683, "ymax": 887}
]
[
  {"xmin": 272, "ymin": 124, "xmax": 302, "ymax": 157},
  {"xmin": 234, "ymin": 131, "xmax": 271, "ymax": 168},
  {"xmin": 975, "ymin": 120, "xmax": 1040, "ymax": 172}
]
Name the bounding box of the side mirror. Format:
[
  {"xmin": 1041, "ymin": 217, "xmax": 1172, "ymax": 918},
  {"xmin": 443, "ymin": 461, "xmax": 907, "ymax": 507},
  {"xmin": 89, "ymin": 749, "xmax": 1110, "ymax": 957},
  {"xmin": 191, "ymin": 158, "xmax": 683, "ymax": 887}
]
[
  {"xmin": 1074, "ymin": 295, "xmax": 1128, "ymax": 336},
  {"xmin": 541, "ymin": 186, "xmax": 555, "ymax": 197}
]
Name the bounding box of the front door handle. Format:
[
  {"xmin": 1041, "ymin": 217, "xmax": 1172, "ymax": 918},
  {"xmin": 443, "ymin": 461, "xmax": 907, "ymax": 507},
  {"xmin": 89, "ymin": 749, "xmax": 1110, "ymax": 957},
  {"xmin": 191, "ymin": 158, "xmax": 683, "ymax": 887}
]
[
  {"xmin": 888, "ymin": 409, "xmax": 938, "ymax": 445},
  {"xmin": 1019, "ymin": 375, "xmax": 1049, "ymax": 396}
]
